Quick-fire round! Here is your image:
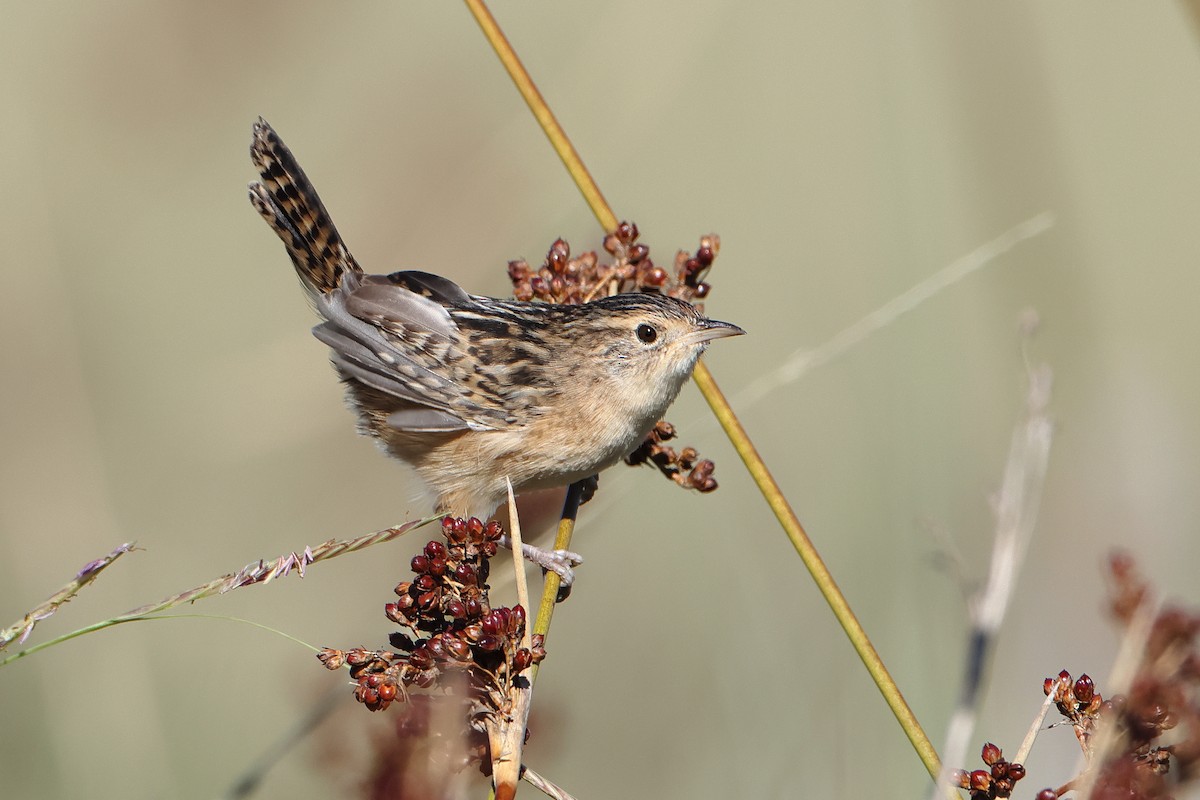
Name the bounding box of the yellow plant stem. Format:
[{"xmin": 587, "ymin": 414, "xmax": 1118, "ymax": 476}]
[
  {"xmin": 531, "ymin": 481, "xmax": 585, "ymax": 670},
  {"xmin": 464, "ymin": 0, "xmax": 943, "ymax": 785},
  {"xmin": 463, "ymin": 0, "xmax": 617, "ymax": 233},
  {"xmin": 692, "ymin": 360, "xmax": 941, "ymax": 778}
]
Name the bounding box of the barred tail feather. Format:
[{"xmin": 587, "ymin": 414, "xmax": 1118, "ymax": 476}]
[{"xmin": 249, "ymin": 117, "xmax": 361, "ymax": 296}]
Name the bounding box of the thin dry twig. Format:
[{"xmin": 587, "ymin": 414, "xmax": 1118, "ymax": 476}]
[
  {"xmin": 734, "ymin": 213, "xmax": 1055, "ymax": 410},
  {"xmin": 931, "ymin": 323, "xmax": 1054, "ymax": 800},
  {"xmin": 490, "ymin": 480, "xmax": 534, "ymax": 800},
  {"xmin": 522, "ymin": 767, "xmax": 577, "ymax": 800},
  {"xmin": 506, "ymin": 480, "xmax": 532, "ymax": 650},
  {"xmin": 1014, "ymin": 677, "xmax": 1064, "ymax": 766},
  {"xmin": 1075, "ymin": 594, "xmax": 1164, "ymax": 800}
]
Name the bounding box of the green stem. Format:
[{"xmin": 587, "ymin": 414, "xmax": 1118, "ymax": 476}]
[{"xmin": 1, "ymin": 613, "xmax": 317, "ymax": 667}]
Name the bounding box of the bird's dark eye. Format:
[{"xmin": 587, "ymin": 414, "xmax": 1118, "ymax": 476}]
[{"xmin": 635, "ymin": 323, "xmax": 658, "ymax": 343}]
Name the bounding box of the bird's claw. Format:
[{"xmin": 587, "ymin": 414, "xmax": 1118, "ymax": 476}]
[
  {"xmin": 497, "ymin": 534, "xmax": 583, "ymax": 592},
  {"xmin": 519, "ymin": 543, "xmax": 583, "ymax": 587}
]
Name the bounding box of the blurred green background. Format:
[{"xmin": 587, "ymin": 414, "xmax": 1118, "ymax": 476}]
[{"xmin": 3, "ymin": 3, "xmax": 1200, "ymax": 798}]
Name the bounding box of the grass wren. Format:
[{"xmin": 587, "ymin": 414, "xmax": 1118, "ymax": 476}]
[{"xmin": 248, "ymin": 119, "xmax": 743, "ymax": 524}]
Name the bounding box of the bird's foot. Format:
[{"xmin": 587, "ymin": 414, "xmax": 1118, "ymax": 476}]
[{"xmin": 499, "ymin": 536, "xmax": 584, "ymax": 588}]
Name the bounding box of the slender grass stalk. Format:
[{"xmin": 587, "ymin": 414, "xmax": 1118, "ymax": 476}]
[
  {"xmin": 463, "ymin": 0, "xmax": 942, "ymax": 781},
  {"xmin": 491, "ymin": 480, "xmax": 585, "ymax": 800},
  {"xmin": 0, "ymin": 542, "xmax": 135, "ymax": 652},
  {"xmin": 463, "ymin": 0, "xmax": 616, "ymax": 233},
  {"xmin": 0, "ymin": 518, "xmax": 433, "ymax": 667},
  {"xmin": 531, "ymin": 481, "xmax": 586, "ymax": 662},
  {"xmin": 491, "ymin": 481, "xmax": 536, "ymax": 800},
  {"xmin": 694, "ymin": 360, "xmax": 941, "ymax": 777}
]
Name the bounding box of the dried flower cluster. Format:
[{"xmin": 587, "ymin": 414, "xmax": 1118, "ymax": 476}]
[
  {"xmin": 952, "ymin": 742, "xmax": 1027, "ymax": 799},
  {"xmin": 623, "ymin": 420, "xmax": 718, "ymax": 492},
  {"xmin": 1024, "ymin": 553, "xmax": 1200, "ymax": 800},
  {"xmin": 1034, "ymin": 665, "xmax": 1183, "ymax": 799},
  {"xmin": 948, "ymin": 553, "xmax": 1200, "ymax": 800},
  {"xmin": 507, "ymin": 221, "xmax": 716, "ymax": 307},
  {"xmin": 1044, "ymin": 670, "xmax": 1106, "ymax": 759},
  {"xmin": 507, "ymin": 222, "xmax": 724, "ymax": 494},
  {"xmin": 317, "ymin": 517, "xmax": 544, "ymax": 773}
]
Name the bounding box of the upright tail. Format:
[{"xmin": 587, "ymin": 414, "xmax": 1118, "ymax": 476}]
[{"xmin": 249, "ymin": 118, "xmax": 361, "ymax": 296}]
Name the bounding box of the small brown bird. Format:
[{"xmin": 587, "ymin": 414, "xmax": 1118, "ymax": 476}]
[{"xmin": 248, "ymin": 119, "xmax": 743, "ymax": 538}]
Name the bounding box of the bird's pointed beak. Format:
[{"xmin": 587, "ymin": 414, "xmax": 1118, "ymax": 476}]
[{"xmin": 685, "ymin": 318, "xmax": 746, "ymax": 346}]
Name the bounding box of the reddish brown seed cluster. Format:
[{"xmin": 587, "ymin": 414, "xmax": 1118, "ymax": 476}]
[
  {"xmin": 624, "ymin": 420, "xmax": 718, "ymax": 493},
  {"xmin": 508, "ymin": 238, "xmax": 595, "ymax": 305},
  {"xmin": 1040, "ymin": 668, "xmax": 1184, "ymax": 798},
  {"xmin": 1030, "ymin": 553, "xmax": 1200, "ymax": 799},
  {"xmin": 507, "ymin": 221, "xmax": 717, "ymax": 308},
  {"xmin": 951, "ymin": 742, "xmax": 1026, "ymax": 799},
  {"xmin": 318, "ymin": 517, "xmax": 545, "ymax": 733},
  {"xmin": 1098, "ymin": 554, "xmax": 1200, "ymax": 793},
  {"xmin": 1044, "ymin": 670, "xmax": 1105, "ymax": 754},
  {"xmin": 600, "ymin": 221, "xmax": 717, "ymax": 306}
]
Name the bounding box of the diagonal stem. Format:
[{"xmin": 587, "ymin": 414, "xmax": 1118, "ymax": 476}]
[
  {"xmin": 464, "ymin": 0, "xmax": 941, "ymax": 783},
  {"xmin": 464, "ymin": 0, "xmax": 617, "ymax": 233},
  {"xmin": 693, "ymin": 359, "xmax": 941, "ymax": 778},
  {"xmin": 531, "ymin": 480, "xmax": 586, "ymax": 663}
]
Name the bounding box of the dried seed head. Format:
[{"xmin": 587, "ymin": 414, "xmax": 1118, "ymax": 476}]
[{"xmin": 317, "ymin": 648, "xmax": 346, "ymax": 670}]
